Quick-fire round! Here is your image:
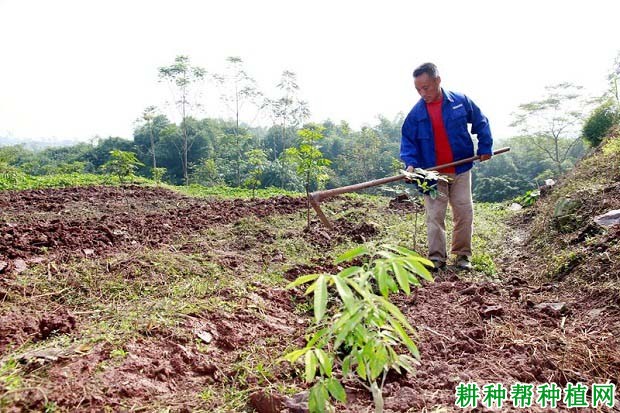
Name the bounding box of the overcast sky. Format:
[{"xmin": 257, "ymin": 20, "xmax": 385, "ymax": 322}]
[{"xmin": 1, "ymin": 0, "xmax": 619, "ymax": 142}]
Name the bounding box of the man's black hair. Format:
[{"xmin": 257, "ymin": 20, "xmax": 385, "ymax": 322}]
[{"xmin": 413, "ymin": 62, "xmax": 439, "ymax": 78}]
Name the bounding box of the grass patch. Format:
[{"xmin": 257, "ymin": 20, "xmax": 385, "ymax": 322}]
[
  {"xmin": 174, "ymin": 184, "xmax": 301, "ymax": 199},
  {"xmin": 0, "ymin": 173, "xmax": 149, "ymax": 191},
  {"xmin": 471, "ymin": 252, "xmax": 497, "ymax": 276}
]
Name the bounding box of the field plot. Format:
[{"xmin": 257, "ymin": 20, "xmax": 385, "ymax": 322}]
[{"xmin": 0, "ymin": 185, "xmax": 618, "ymax": 412}]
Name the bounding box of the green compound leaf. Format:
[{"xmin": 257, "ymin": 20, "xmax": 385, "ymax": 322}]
[
  {"xmin": 309, "ymin": 381, "xmax": 327, "ymax": 413},
  {"xmin": 384, "ymin": 244, "xmax": 421, "ymax": 257},
  {"xmin": 403, "ymin": 256, "xmax": 433, "ymax": 282},
  {"xmin": 335, "ymin": 245, "xmax": 370, "ymax": 264},
  {"xmin": 388, "ymin": 317, "xmax": 420, "ymax": 359},
  {"xmin": 306, "ymin": 328, "xmax": 329, "ymax": 348},
  {"xmin": 337, "ymin": 265, "xmax": 363, "ymax": 279},
  {"xmin": 279, "ymin": 347, "xmax": 310, "ymax": 363},
  {"xmin": 305, "ymin": 349, "xmax": 318, "ymax": 383},
  {"xmin": 341, "ymin": 354, "xmax": 352, "ymax": 377},
  {"xmin": 332, "ymin": 275, "xmax": 355, "ymax": 311},
  {"xmin": 376, "ymin": 296, "xmax": 417, "ymax": 336},
  {"xmin": 314, "ymin": 275, "xmax": 328, "ymax": 323},
  {"xmin": 314, "ymin": 348, "xmax": 332, "ymax": 377},
  {"xmin": 286, "ymin": 273, "xmax": 321, "ymax": 289},
  {"xmin": 334, "ymin": 306, "xmax": 366, "ymax": 349},
  {"xmin": 326, "ymin": 378, "xmax": 347, "ymax": 403},
  {"xmin": 375, "ymin": 262, "xmax": 390, "ymax": 298},
  {"xmin": 391, "ymin": 261, "xmax": 411, "ymax": 295}
]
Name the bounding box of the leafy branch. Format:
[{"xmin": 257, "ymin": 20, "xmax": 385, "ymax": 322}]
[
  {"xmin": 281, "ymin": 244, "xmax": 433, "ymax": 412},
  {"xmin": 102, "ymin": 150, "xmax": 144, "ymax": 184},
  {"xmin": 285, "ymin": 125, "xmax": 332, "ymax": 227},
  {"xmin": 401, "ymin": 168, "xmax": 449, "ymax": 199}
]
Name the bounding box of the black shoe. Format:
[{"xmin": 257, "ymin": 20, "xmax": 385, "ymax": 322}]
[
  {"xmin": 456, "ymin": 255, "xmax": 472, "ymax": 270},
  {"xmin": 430, "ymin": 260, "xmax": 446, "ymax": 272}
]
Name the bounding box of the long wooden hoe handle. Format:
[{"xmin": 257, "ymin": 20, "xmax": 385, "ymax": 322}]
[{"xmin": 310, "ymin": 147, "xmax": 510, "ymax": 229}]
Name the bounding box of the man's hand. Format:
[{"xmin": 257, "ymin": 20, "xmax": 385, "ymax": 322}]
[
  {"xmin": 404, "ymin": 165, "xmax": 415, "ymax": 183},
  {"xmin": 479, "ymin": 154, "xmax": 492, "ymax": 162}
]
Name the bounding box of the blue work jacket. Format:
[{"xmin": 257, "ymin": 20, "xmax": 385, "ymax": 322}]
[{"xmin": 400, "ymin": 89, "xmax": 493, "ymax": 174}]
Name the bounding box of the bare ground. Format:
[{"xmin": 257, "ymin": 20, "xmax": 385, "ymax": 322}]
[{"xmin": 0, "ymin": 184, "xmax": 619, "ymax": 412}]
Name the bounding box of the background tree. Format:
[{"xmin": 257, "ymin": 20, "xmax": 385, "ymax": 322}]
[
  {"xmin": 138, "ymin": 106, "xmax": 159, "ymax": 173},
  {"xmin": 582, "ymin": 53, "xmax": 620, "ymax": 146},
  {"xmin": 284, "ymin": 124, "xmax": 331, "ymax": 227},
  {"xmin": 151, "ymin": 123, "xmax": 183, "ymax": 182},
  {"xmin": 267, "ymin": 70, "xmax": 310, "ymax": 161},
  {"xmin": 607, "ymin": 51, "xmax": 620, "ymax": 106},
  {"xmin": 511, "ymin": 83, "xmax": 589, "ymax": 175},
  {"xmin": 0, "ymin": 145, "xmax": 35, "ymax": 171},
  {"xmin": 349, "ymin": 126, "xmax": 383, "ymax": 183},
  {"xmin": 84, "ymin": 137, "xmax": 135, "ymax": 170},
  {"xmin": 206, "ymin": 118, "xmax": 249, "ymax": 186},
  {"xmin": 53, "ymin": 161, "xmax": 87, "ymax": 174},
  {"xmin": 158, "ymin": 55, "xmax": 206, "ymax": 185},
  {"xmin": 102, "ymin": 150, "xmax": 144, "ymax": 184},
  {"xmin": 472, "ymin": 135, "xmax": 575, "ymax": 202},
  {"xmin": 35, "ymin": 143, "xmax": 94, "ymax": 174},
  {"xmin": 148, "ymin": 118, "xmax": 220, "ymax": 185},
  {"xmin": 191, "ymin": 157, "xmax": 223, "ymax": 187},
  {"xmin": 213, "ymin": 56, "xmax": 263, "ymax": 186},
  {"xmin": 133, "ymin": 113, "xmax": 171, "ymax": 178},
  {"xmin": 261, "ymin": 158, "xmax": 302, "ymax": 191},
  {"xmin": 243, "ymin": 148, "xmax": 268, "ymax": 197}
]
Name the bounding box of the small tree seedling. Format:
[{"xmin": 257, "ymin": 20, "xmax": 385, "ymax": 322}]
[{"xmin": 282, "ymin": 244, "xmax": 434, "ymax": 413}]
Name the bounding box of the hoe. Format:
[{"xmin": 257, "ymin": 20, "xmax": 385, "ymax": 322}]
[{"xmin": 309, "ymin": 147, "xmax": 511, "ymax": 229}]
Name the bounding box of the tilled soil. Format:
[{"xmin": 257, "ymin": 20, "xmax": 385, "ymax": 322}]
[
  {"xmin": 342, "ymin": 274, "xmax": 620, "ymax": 412},
  {"xmin": 1, "ymin": 185, "xmax": 618, "ymax": 412},
  {"xmin": 0, "ymin": 185, "xmax": 306, "ymax": 264},
  {"xmin": 3, "ymin": 286, "xmax": 306, "ymax": 412},
  {"xmin": 273, "ymin": 267, "xmax": 620, "ymax": 413}
]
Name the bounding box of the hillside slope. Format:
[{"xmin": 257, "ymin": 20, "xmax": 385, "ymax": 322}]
[{"xmin": 512, "ymin": 135, "xmax": 620, "ymax": 299}]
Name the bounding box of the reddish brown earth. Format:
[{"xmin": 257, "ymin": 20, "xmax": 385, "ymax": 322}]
[
  {"xmin": 387, "ymin": 193, "xmax": 424, "ymax": 212},
  {"xmin": 1, "ymin": 184, "xmax": 618, "ymax": 412},
  {"xmin": 276, "ymin": 269, "xmax": 620, "ymax": 413},
  {"xmin": 6, "ymin": 287, "xmax": 304, "ymax": 412},
  {"xmin": 0, "ymin": 185, "xmax": 376, "ymax": 412},
  {"xmin": 0, "ymin": 185, "xmax": 306, "ymax": 263}
]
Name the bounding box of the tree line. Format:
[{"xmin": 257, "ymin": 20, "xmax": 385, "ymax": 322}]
[{"xmin": 1, "ymin": 53, "xmax": 619, "ymax": 202}]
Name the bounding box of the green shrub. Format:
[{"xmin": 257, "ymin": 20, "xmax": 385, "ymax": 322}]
[
  {"xmin": 471, "ymin": 253, "xmax": 497, "ymax": 276},
  {"xmin": 0, "ymin": 162, "xmax": 25, "ymax": 189},
  {"xmin": 102, "ymin": 150, "xmax": 143, "ymax": 184},
  {"xmin": 514, "ymin": 189, "xmax": 540, "ymax": 207},
  {"xmin": 582, "ymin": 100, "xmax": 619, "ymax": 147}
]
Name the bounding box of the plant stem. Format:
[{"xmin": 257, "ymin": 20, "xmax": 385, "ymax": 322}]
[
  {"xmin": 413, "ymin": 210, "xmax": 418, "ymax": 251},
  {"xmin": 306, "ymin": 187, "xmax": 310, "ymax": 228},
  {"xmin": 370, "ymin": 380, "xmax": 384, "ymax": 413}
]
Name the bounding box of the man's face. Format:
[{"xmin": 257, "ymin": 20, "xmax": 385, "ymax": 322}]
[{"xmin": 414, "ymin": 73, "xmax": 442, "ymax": 103}]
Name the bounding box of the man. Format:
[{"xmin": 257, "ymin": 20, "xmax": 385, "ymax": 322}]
[{"xmin": 400, "ymin": 62, "xmax": 493, "ymax": 271}]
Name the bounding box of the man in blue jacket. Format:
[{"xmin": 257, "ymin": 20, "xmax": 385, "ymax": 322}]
[{"xmin": 400, "ymin": 62, "xmax": 493, "ymax": 271}]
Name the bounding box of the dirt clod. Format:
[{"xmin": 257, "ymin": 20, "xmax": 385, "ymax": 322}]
[
  {"xmin": 534, "ymin": 301, "xmax": 569, "ymax": 316},
  {"xmin": 38, "ymin": 309, "xmax": 77, "ymax": 340},
  {"xmin": 479, "ymin": 304, "xmax": 504, "ymax": 319},
  {"xmin": 249, "ymin": 391, "xmax": 286, "ymax": 413}
]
